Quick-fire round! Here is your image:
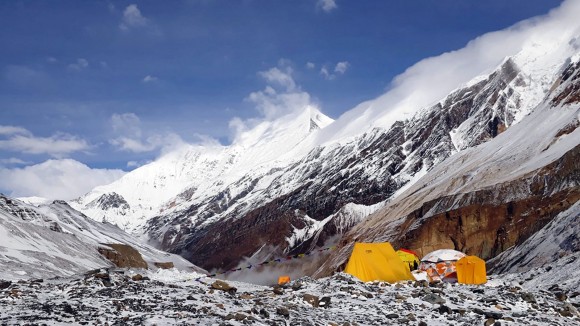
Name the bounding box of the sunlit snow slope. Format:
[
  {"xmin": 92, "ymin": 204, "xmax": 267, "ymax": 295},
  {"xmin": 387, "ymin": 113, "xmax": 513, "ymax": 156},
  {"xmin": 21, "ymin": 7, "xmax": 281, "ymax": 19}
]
[{"xmin": 0, "ymin": 195, "xmax": 201, "ymax": 280}]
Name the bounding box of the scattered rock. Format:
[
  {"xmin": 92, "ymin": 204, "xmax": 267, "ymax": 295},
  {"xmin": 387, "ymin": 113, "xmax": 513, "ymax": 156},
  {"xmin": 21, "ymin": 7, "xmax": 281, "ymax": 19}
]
[
  {"xmin": 438, "ymin": 305, "xmax": 452, "ymax": 314},
  {"xmin": 555, "ymin": 292, "xmax": 567, "ymax": 301},
  {"xmin": 303, "ymin": 294, "xmax": 320, "ymax": 308},
  {"xmin": 234, "ymin": 312, "xmax": 247, "ymax": 321},
  {"xmin": 418, "ymin": 321, "xmax": 428, "ymax": 326},
  {"xmin": 291, "ymin": 282, "xmax": 303, "ymax": 291},
  {"xmin": 132, "ymin": 274, "xmax": 143, "ymax": 281},
  {"xmin": 414, "ymin": 280, "xmax": 428, "ymax": 288},
  {"xmin": 521, "ymin": 292, "xmax": 536, "ymax": 303},
  {"xmin": 484, "ymin": 318, "xmax": 496, "ymax": 326},
  {"xmin": 62, "ymin": 303, "xmax": 75, "ymax": 315},
  {"xmin": 385, "ymin": 313, "xmax": 398, "ymax": 319},
  {"xmin": 211, "ymin": 280, "xmax": 237, "ymax": 295},
  {"xmin": 422, "ymin": 293, "xmax": 445, "ymax": 305},
  {"xmin": 276, "ymin": 307, "xmax": 290, "ymax": 318},
  {"xmin": 319, "ymin": 296, "xmax": 331, "ymax": 308},
  {"xmin": 0, "ymin": 280, "xmax": 11, "ymax": 290},
  {"xmin": 272, "ymin": 285, "xmax": 284, "ymax": 295}
]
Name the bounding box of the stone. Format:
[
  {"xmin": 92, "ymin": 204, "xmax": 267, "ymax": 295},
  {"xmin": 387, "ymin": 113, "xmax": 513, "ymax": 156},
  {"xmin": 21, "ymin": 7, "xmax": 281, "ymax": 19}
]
[
  {"xmin": 422, "ymin": 293, "xmax": 445, "ymax": 305},
  {"xmin": 259, "ymin": 308, "xmax": 269, "ymax": 318},
  {"xmin": 385, "ymin": 313, "xmax": 398, "ymax": 319},
  {"xmin": 97, "ymin": 243, "xmax": 148, "ymax": 269},
  {"xmin": 291, "ymin": 282, "xmax": 303, "ymax": 291},
  {"xmin": 395, "ymin": 293, "xmax": 406, "ymax": 300},
  {"xmin": 406, "ymin": 313, "xmax": 416, "ymax": 321},
  {"xmin": 272, "ymin": 286, "xmax": 284, "ymax": 295},
  {"xmin": 211, "ymin": 280, "xmax": 237, "ymax": 295},
  {"xmin": 131, "ymin": 274, "xmax": 143, "ymax": 281},
  {"xmin": 418, "ymin": 321, "xmax": 428, "ymax": 326},
  {"xmin": 521, "ymin": 292, "xmax": 536, "ymax": 303},
  {"xmin": 62, "ymin": 303, "xmax": 75, "ymax": 315},
  {"xmin": 302, "ymin": 294, "xmax": 320, "ymax": 308},
  {"xmin": 438, "ymin": 305, "xmax": 452, "ymax": 314},
  {"xmin": 555, "ymin": 292, "xmax": 567, "ymax": 301},
  {"xmin": 484, "ymin": 318, "xmax": 495, "ymax": 326},
  {"xmin": 276, "ymin": 307, "xmax": 290, "ymax": 318},
  {"xmin": 0, "ymin": 280, "xmax": 11, "ymax": 290},
  {"xmin": 319, "ymin": 296, "xmax": 331, "ymax": 308},
  {"xmin": 233, "ymin": 312, "xmax": 247, "ymax": 321},
  {"xmin": 414, "ymin": 280, "xmax": 429, "ymax": 288}
]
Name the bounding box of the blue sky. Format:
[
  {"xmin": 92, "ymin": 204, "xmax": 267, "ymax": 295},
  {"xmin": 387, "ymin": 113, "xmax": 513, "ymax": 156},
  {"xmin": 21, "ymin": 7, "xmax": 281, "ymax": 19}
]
[{"xmin": 0, "ymin": 0, "xmax": 566, "ymax": 199}]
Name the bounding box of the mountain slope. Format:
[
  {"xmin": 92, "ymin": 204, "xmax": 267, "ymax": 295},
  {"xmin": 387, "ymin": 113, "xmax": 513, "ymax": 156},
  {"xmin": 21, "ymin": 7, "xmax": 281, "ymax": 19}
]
[
  {"xmin": 0, "ymin": 195, "xmax": 202, "ymax": 280},
  {"xmin": 316, "ymin": 55, "xmax": 580, "ymax": 276}
]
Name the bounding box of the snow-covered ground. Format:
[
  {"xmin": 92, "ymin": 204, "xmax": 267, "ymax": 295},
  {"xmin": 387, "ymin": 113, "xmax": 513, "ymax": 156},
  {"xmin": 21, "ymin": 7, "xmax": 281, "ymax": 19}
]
[{"xmin": 1, "ymin": 263, "xmax": 579, "ymax": 325}]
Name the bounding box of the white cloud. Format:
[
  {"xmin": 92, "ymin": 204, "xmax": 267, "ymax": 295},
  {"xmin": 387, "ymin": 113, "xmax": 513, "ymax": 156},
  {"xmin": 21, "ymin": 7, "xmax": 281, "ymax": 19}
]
[
  {"xmin": 320, "ymin": 66, "xmax": 332, "ymax": 80},
  {"xmin": 334, "ymin": 61, "xmax": 349, "ymax": 74},
  {"xmin": 0, "ymin": 159, "xmax": 125, "ymax": 200},
  {"xmin": 46, "ymin": 57, "xmax": 57, "ymax": 64},
  {"xmin": 246, "ymin": 63, "xmax": 312, "ymax": 120},
  {"xmin": 0, "ymin": 125, "xmax": 29, "ymax": 136},
  {"xmin": 120, "ymin": 4, "xmax": 148, "ymax": 31},
  {"xmin": 0, "ymin": 158, "xmax": 30, "ymax": 166},
  {"xmin": 0, "ymin": 125, "xmax": 90, "ymax": 157},
  {"xmin": 230, "ymin": 61, "xmax": 317, "ymax": 143},
  {"xmin": 109, "ymin": 113, "xmax": 184, "ymax": 153},
  {"xmin": 67, "ymin": 58, "xmax": 89, "ymax": 71},
  {"xmin": 317, "ymin": 0, "xmax": 337, "ymax": 12},
  {"xmin": 258, "ymin": 66, "xmax": 296, "ymax": 91},
  {"xmin": 306, "ymin": 62, "xmax": 316, "ymax": 69},
  {"xmin": 319, "ymin": 61, "xmax": 349, "ymax": 80},
  {"xmin": 142, "ymin": 75, "xmax": 158, "ymax": 83}
]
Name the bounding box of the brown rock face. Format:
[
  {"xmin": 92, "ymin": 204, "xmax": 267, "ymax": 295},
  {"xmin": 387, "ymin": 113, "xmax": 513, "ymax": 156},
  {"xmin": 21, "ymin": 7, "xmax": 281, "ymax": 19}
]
[
  {"xmin": 97, "ymin": 243, "xmax": 148, "ymax": 269},
  {"xmin": 392, "ymin": 143, "xmax": 579, "ymax": 259}
]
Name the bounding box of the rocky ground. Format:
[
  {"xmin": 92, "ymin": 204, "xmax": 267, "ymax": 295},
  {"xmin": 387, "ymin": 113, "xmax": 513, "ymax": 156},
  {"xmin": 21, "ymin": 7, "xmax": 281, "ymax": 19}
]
[{"xmin": 1, "ymin": 265, "xmax": 579, "ymax": 326}]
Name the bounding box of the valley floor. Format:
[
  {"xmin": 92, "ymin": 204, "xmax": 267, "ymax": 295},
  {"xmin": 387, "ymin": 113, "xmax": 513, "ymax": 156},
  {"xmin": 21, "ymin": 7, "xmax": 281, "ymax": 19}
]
[{"xmin": 1, "ymin": 255, "xmax": 579, "ymax": 326}]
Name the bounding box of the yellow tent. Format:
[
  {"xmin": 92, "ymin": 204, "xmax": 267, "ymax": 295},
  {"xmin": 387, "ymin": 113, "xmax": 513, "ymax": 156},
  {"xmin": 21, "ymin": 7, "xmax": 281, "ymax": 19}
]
[
  {"xmin": 396, "ymin": 249, "xmax": 420, "ymax": 271},
  {"xmin": 344, "ymin": 242, "xmax": 414, "ymax": 283},
  {"xmin": 456, "ymin": 255, "xmax": 487, "ymax": 285}
]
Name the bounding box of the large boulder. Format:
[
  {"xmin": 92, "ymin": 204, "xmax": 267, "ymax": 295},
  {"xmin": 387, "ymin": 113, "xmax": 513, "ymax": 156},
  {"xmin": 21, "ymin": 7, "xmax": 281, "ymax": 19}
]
[{"xmin": 97, "ymin": 243, "xmax": 148, "ymax": 269}]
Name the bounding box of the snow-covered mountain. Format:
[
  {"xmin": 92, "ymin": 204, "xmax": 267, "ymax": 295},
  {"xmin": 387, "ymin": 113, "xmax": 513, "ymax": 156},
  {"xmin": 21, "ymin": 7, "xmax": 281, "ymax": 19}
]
[
  {"xmin": 0, "ymin": 194, "xmax": 203, "ymax": 280},
  {"xmin": 71, "ymin": 2, "xmax": 580, "ymax": 273},
  {"xmin": 316, "ymin": 52, "xmax": 580, "ymax": 276}
]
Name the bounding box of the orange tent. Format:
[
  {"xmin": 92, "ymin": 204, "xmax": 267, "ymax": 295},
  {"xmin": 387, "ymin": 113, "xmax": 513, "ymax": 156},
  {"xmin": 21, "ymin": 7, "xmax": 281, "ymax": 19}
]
[
  {"xmin": 456, "ymin": 256, "xmax": 487, "ymax": 285},
  {"xmin": 278, "ymin": 275, "xmax": 290, "ymax": 285}
]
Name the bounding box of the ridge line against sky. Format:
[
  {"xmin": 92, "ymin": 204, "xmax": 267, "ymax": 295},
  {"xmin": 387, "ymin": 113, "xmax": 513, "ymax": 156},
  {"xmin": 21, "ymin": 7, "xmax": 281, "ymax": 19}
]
[{"xmin": 0, "ymin": 0, "xmax": 568, "ymax": 200}]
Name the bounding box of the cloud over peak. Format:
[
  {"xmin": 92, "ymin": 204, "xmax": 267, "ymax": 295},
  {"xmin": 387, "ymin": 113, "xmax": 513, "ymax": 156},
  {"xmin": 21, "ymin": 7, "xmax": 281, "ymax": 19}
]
[{"xmin": 109, "ymin": 113, "xmax": 184, "ymax": 153}]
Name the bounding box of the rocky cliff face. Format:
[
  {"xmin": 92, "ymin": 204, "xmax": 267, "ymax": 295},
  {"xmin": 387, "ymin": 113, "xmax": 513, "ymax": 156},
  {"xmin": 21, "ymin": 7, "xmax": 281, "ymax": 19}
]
[{"xmin": 315, "ymin": 57, "xmax": 580, "ymax": 277}]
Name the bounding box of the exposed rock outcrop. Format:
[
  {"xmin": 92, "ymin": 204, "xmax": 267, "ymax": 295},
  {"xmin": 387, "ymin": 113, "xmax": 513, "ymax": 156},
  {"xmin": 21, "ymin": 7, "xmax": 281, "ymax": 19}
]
[{"xmin": 98, "ymin": 243, "xmax": 148, "ymax": 269}]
